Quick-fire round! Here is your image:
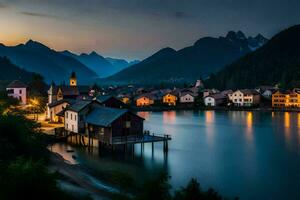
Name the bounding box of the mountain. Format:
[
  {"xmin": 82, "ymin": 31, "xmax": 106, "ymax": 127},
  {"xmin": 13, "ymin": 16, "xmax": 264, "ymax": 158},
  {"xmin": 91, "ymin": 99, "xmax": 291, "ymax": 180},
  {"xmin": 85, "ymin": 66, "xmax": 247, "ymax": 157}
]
[
  {"xmin": 103, "ymin": 31, "xmax": 268, "ymax": 85},
  {"xmin": 0, "ymin": 56, "xmax": 35, "ymax": 90},
  {"xmin": 62, "ymin": 50, "xmax": 118, "ymax": 78},
  {"xmin": 61, "ymin": 51, "xmax": 139, "ymax": 78},
  {"xmin": 0, "ymin": 40, "xmax": 98, "ymax": 84},
  {"xmin": 105, "ymin": 57, "xmax": 140, "ymax": 72},
  {"xmin": 204, "ymin": 25, "xmax": 300, "ymax": 90}
]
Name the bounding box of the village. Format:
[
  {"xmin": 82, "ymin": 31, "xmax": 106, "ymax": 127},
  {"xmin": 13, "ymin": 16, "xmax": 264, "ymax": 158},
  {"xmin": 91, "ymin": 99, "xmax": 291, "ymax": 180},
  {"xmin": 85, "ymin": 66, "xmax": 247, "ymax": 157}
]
[
  {"xmin": 6, "ymin": 73, "xmax": 300, "ymax": 122},
  {"xmin": 4, "ymin": 72, "xmax": 300, "ymax": 153}
]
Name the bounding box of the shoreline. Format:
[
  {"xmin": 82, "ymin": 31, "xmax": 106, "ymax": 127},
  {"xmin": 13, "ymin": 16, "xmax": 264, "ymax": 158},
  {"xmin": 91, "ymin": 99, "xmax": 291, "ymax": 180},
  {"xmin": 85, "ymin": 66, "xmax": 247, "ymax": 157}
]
[
  {"xmin": 132, "ymin": 106, "xmax": 300, "ymax": 113},
  {"xmin": 48, "ymin": 151, "xmax": 119, "ymax": 200}
]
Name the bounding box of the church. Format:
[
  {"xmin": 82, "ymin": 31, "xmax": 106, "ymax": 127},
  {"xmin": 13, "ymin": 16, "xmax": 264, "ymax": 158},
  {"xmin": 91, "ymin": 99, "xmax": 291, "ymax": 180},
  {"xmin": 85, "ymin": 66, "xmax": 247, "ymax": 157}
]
[{"xmin": 46, "ymin": 72, "xmax": 93, "ymax": 122}]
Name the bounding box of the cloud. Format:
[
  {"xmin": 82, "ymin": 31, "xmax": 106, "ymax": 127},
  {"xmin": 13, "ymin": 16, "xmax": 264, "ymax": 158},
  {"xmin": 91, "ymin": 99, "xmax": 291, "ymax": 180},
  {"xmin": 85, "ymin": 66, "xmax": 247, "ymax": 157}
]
[{"xmin": 20, "ymin": 11, "xmax": 60, "ymax": 19}]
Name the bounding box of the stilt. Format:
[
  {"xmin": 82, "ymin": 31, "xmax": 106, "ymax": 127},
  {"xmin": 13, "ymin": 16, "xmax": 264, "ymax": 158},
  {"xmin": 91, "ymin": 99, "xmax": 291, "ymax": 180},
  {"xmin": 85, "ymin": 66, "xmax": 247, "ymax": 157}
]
[
  {"xmin": 132, "ymin": 144, "xmax": 135, "ymax": 158},
  {"xmin": 151, "ymin": 142, "xmax": 154, "ymax": 158}
]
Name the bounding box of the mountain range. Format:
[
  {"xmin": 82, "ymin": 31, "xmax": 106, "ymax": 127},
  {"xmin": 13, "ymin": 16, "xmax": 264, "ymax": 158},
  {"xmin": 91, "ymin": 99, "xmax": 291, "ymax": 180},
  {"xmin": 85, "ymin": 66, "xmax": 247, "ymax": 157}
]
[
  {"xmin": 103, "ymin": 31, "xmax": 268, "ymax": 85},
  {"xmin": 0, "ymin": 40, "xmax": 98, "ymax": 84},
  {"xmin": 204, "ymin": 25, "xmax": 300, "ymax": 89},
  {"xmin": 61, "ymin": 51, "xmax": 139, "ymax": 78}
]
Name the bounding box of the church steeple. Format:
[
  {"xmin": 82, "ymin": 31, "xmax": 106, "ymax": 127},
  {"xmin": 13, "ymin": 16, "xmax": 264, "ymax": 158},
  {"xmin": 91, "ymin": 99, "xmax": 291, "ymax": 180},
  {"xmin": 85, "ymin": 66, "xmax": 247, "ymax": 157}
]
[{"xmin": 70, "ymin": 72, "xmax": 77, "ymax": 86}]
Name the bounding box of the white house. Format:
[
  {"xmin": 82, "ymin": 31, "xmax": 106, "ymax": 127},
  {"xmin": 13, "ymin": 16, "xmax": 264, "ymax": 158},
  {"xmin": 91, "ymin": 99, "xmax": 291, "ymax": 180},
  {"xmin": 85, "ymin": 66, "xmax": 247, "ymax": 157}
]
[
  {"xmin": 229, "ymin": 89, "xmax": 260, "ymax": 107},
  {"xmin": 6, "ymin": 80, "xmax": 28, "ymax": 105},
  {"xmin": 47, "ymin": 99, "xmax": 74, "ymax": 123},
  {"xmin": 204, "ymin": 93, "xmax": 227, "ymax": 106},
  {"xmin": 179, "ymin": 92, "xmax": 195, "ymax": 103}
]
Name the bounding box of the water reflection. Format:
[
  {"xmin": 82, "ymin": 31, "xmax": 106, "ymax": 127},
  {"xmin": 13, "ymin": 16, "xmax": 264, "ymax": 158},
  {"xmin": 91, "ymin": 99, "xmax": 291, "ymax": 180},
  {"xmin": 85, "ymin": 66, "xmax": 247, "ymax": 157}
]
[
  {"xmin": 284, "ymin": 112, "xmax": 291, "ymax": 146},
  {"xmin": 246, "ymin": 112, "xmax": 253, "ymax": 141},
  {"xmin": 163, "ymin": 111, "xmax": 176, "ymax": 123},
  {"xmin": 205, "ymin": 111, "xmax": 215, "ymax": 146},
  {"xmin": 138, "ymin": 111, "xmax": 151, "ymax": 120},
  {"xmin": 55, "ymin": 110, "xmax": 300, "ymax": 200}
]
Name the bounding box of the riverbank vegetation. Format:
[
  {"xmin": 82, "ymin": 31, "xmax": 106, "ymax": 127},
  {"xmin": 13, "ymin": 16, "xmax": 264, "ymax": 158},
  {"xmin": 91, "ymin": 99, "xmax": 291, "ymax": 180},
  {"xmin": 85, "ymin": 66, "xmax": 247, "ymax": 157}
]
[{"xmin": 113, "ymin": 174, "xmax": 238, "ymax": 200}]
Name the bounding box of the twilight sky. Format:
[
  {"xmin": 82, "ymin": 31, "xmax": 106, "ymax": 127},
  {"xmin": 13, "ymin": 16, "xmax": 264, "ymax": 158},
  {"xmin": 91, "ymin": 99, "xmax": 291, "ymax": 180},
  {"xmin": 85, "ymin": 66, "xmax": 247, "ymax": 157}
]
[{"xmin": 0, "ymin": 0, "xmax": 299, "ymax": 60}]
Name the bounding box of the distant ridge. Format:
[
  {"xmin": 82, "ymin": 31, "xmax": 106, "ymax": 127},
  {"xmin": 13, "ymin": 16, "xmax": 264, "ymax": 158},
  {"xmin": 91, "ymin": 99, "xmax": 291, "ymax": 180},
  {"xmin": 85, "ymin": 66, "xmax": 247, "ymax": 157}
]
[
  {"xmin": 61, "ymin": 51, "xmax": 139, "ymax": 78},
  {"xmin": 103, "ymin": 31, "xmax": 268, "ymax": 85},
  {"xmin": 0, "ymin": 40, "xmax": 98, "ymax": 84},
  {"xmin": 205, "ymin": 25, "xmax": 300, "ymax": 89}
]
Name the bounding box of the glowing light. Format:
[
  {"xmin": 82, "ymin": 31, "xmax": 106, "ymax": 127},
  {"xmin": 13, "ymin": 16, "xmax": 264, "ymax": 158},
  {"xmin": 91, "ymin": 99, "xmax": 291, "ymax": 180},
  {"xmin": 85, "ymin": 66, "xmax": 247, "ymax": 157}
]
[{"xmin": 284, "ymin": 112, "xmax": 290, "ymax": 128}]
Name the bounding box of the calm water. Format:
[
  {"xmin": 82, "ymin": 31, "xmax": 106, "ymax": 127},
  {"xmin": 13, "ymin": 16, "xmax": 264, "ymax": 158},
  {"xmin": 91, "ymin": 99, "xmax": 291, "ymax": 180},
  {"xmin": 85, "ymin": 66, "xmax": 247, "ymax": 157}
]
[{"xmin": 52, "ymin": 111, "xmax": 300, "ymax": 200}]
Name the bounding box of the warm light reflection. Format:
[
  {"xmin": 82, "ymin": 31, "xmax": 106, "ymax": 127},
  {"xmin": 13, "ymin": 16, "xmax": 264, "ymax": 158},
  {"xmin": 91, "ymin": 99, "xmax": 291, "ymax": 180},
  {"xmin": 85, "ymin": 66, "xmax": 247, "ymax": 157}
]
[
  {"xmin": 163, "ymin": 111, "xmax": 176, "ymax": 123},
  {"xmin": 284, "ymin": 112, "xmax": 291, "ymax": 145},
  {"xmin": 298, "ymin": 113, "xmax": 300, "ymax": 128},
  {"xmin": 205, "ymin": 111, "xmax": 214, "ymax": 124},
  {"xmin": 205, "ymin": 111, "xmax": 215, "ymax": 146},
  {"xmin": 138, "ymin": 111, "xmax": 150, "ymax": 120},
  {"xmin": 246, "ymin": 112, "xmax": 253, "ymax": 141},
  {"xmin": 272, "ymin": 112, "xmax": 275, "ymax": 118},
  {"xmin": 284, "ymin": 112, "xmax": 290, "ymax": 128}
]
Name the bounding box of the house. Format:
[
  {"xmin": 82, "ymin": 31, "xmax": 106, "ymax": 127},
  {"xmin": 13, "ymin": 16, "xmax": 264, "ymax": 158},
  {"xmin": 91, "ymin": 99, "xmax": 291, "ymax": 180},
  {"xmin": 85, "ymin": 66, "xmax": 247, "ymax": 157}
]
[
  {"xmin": 6, "ymin": 80, "xmax": 28, "ymax": 105},
  {"xmin": 230, "ymin": 89, "xmax": 260, "ymax": 107},
  {"xmin": 272, "ymin": 90, "xmax": 300, "ymax": 108},
  {"xmin": 85, "ymin": 107, "xmax": 144, "ymax": 144},
  {"xmin": 64, "ymin": 100, "xmax": 101, "ymax": 133},
  {"xmin": 47, "ymin": 99, "xmax": 75, "ymax": 123},
  {"xmin": 64, "ymin": 100, "xmax": 144, "ymax": 144},
  {"xmin": 47, "ymin": 72, "xmax": 92, "ymax": 104},
  {"xmin": 118, "ymin": 94, "xmax": 131, "ymax": 105},
  {"xmin": 204, "ymin": 93, "xmax": 227, "ymax": 107},
  {"xmin": 202, "ymin": 89, "xmax": 219, "ymax": 98},
  {"xmin": 47, "ymin": 72, "xmax": 92, "ymax": 120},
  {"xmin": 135, "ymin": 93, "xmax": 157, "ymax": 107},
  {"xmin": 163, "ymin": 92, "xmax": 178, "ymax": 106},
  {"xmin": 255, "ymin": 86, "xmax": 276, "ymax": 100},
  {"xmin": 96, "ymin": 95, "xmax": 125, "ymax": 108},
  {"xmin": 179, "ymin": 91, "xmax": 195, "ymax": 104}
]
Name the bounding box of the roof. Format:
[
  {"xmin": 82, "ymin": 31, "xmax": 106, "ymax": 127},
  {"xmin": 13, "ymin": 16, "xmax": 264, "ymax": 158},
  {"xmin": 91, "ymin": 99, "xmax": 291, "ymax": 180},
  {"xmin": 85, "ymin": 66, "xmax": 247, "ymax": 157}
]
[
  {"xmin": 7, "ymin": 80, "xmax": 27, "ymax": 88},
  {"xmin": 49, "ymin": 85, "xmax": 90, "ymax": 96},
  {"xmin": 86, "ymin": 107, "xmax": 143, "ymax": 127},
  {"xmin": 135, "ymin": 93, "xmax": 159, "ymax": 100},
  {"xmin": 96, "ymin": 95, "xmax": 113, "ymax": 103},
  {"xmin": 239, "ymin": 89, "xmax": 260, "ymax": 95},
  {"xmin": 60, "ymin": 86, "xmax": 80, "ymax": 96},
  {"xmin": 65, "ymin": 100, "xmax": 92, "ymax": 112},
  {"xmin": 179, "ymin": 91, "xmax": 195, "ymax": 97},
  {"xmin": 48, "ymin": 99, "xmax": 75, "ymax": 108},
  {"xmin": 205, "ymin": 93, "xmax": 227, "ymax": 100}
]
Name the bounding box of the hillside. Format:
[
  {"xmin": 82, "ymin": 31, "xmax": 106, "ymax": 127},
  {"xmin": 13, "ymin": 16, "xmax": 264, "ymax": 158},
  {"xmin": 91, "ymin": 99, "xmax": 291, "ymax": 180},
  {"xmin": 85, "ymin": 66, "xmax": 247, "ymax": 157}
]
[
  {"xmin": 0, "ymin": 40, "xmax": 98, "ymax": 84},
  {"xmin": 0, "ymin": 56, "xmax": 34, "ymax": 90},
  {"xmin": 204, "ymin": 25, "xmax": 300, "ymax": 89},
  {"xmin": 103, "ymin": 31, "xmax": 268, "ymax": 85}
]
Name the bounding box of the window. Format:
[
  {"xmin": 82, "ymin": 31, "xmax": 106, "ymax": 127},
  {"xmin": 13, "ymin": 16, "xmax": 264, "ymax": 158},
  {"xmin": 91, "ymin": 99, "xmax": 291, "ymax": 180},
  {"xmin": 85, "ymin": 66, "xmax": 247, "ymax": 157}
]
[
  {"xmin": 125, "ymin": 121, "xmax": 131, "ymax": 128},
  {"xmin": 75, "ymin": 115, "xmax": 76, "ymax": 121},
  {"xmin": 71, "ymin": 114, "xmax": 72, "ymax": 120},
  {"xmin": 19, "ymin": 90, "xmax": 22, "ymax": 94},
  {"xmin": 66, "ymin": 123, "xmax": 68, "ymax": 129},
  {"xmin": 66, "ymin": 112, "xmax": 68, "ymax": 119}
]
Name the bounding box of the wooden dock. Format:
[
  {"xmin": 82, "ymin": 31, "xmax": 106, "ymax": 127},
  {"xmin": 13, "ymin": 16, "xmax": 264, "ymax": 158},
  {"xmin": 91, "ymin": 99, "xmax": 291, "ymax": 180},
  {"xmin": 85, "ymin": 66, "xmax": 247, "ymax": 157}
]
[{"xmin": 54, "ymin": 128, "xmax": 171, "ymax": 153}]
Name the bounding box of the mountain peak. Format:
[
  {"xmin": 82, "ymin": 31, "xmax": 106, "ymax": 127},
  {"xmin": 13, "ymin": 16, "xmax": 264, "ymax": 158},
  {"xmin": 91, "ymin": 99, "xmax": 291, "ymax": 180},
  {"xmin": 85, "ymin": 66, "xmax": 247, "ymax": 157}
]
[
  {"xmin": 25, "ymin": 39, "xmax": 50, "ymax": 51},
  {"xmin": 226, "ymin": 31, "xmax": 246, "ymax": 41},
  {"xmin": 89, "ymin": 51, "xmax": 99, "ymax": 56}
]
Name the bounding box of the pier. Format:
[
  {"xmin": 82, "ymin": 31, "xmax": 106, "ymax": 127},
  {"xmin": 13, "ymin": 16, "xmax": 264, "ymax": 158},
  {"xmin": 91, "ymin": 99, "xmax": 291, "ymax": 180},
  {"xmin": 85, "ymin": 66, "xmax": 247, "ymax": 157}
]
[{"xmin": 54, "ymin": 128, "xmax": 171, "ymax": 153}]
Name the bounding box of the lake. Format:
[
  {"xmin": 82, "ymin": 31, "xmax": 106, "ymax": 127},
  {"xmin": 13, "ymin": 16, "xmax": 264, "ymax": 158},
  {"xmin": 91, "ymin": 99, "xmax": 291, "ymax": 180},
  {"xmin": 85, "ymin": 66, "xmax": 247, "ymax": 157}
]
[{"xmin": 52, "ymin": 110, "xmax": 300, "ymax": 200}]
